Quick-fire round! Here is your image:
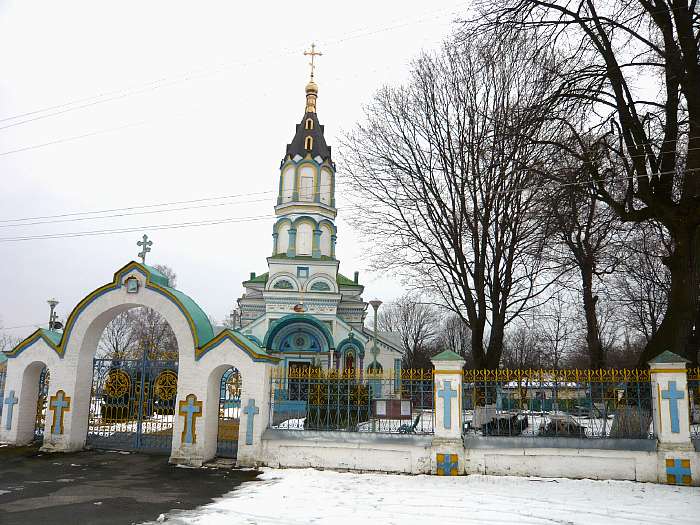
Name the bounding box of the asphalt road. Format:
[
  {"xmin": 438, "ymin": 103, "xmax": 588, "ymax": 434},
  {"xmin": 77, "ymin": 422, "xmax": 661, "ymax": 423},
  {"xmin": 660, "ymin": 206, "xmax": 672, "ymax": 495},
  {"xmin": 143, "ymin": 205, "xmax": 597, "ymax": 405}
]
[{"xmin": 0, "ymin": 445, "xmax": 259, "ymax": 525}]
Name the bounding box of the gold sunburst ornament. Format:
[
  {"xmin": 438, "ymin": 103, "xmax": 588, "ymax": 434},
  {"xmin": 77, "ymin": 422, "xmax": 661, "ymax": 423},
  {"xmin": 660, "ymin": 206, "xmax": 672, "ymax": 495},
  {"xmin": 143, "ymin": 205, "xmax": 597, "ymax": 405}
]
[
  {"xmin": 154, "ymin": 370, "xmax": 178, "ymax": 401},
  {"xmin": 104, "ymin": 369, "xmax": 131, "ymax": 397}
]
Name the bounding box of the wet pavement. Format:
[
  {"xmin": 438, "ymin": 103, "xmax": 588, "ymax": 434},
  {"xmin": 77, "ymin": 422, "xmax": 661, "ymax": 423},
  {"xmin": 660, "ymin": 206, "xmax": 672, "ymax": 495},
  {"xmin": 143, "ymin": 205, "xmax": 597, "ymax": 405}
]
[{"xmin": 0, "ymin": 444, "xmax": 259, "ymax": 525}]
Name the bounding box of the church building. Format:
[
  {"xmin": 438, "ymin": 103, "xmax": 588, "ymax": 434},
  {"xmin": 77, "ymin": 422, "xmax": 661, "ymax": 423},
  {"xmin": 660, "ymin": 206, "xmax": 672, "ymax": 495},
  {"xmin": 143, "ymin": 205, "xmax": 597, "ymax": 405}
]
[{"xmin": 235, "ymin": 65, "xmax": 402, "ymax": 377}]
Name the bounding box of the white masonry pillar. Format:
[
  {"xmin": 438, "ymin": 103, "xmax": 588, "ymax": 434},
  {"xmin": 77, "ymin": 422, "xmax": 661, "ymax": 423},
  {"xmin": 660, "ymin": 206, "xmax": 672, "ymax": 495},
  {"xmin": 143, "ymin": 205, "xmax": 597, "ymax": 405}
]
[
  {"xmin": 431, "ymin": 350, "xmax": 465, "ymax": 475},
  {"xmin": 649, "ymin": 351, "xmax": 697, "ymax": 486}
]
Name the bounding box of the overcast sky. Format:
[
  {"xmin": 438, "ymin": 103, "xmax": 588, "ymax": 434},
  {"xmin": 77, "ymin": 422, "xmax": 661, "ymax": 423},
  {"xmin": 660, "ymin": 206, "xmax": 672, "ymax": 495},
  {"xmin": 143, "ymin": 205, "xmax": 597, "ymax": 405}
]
[{"xmin": 0, "ymin": 0, "xmax": 463, "ymax": 338}]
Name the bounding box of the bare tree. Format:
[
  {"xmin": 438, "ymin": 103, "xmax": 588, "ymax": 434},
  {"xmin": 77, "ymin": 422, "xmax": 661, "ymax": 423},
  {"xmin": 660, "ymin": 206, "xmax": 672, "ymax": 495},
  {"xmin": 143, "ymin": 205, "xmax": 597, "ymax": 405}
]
[
  {"xmin": 342, "ymin": 33, "xmax": 557, "ymax": 368},
  {"xmin": 533, "ymin": 291, "xmax": 575, "ymax": 369},
  {"xmin": 437, "ymin": 314, "xmax": 473, "ymax": 366},
  {"xmin": 544, "ymin": 140, "xmax": 621, "ymax": 367},
  {"xmin": 471, "ymin": 0, "xmax": 700, "ymax": 363},
  {"xmin": 97, "ymin": 311, "xmax": 138, "ymax": 359},
  {"xmin": 502, "ymin": 326, "xmax": 544, "ymax": 369},
  {"xmin": 614, "ymin": 223, "xmax": 672, "ymax": 342},
  {"xmin": 377, "ymin": 293, "xmax": 440, "ymax": 368}
]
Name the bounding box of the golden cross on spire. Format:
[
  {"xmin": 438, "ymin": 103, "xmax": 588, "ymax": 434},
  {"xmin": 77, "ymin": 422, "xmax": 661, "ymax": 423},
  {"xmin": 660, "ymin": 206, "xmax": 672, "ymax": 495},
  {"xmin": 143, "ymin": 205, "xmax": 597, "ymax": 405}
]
[{"xmin": 303, "ymin": 43, "xmax": 323, "ymax": 80}]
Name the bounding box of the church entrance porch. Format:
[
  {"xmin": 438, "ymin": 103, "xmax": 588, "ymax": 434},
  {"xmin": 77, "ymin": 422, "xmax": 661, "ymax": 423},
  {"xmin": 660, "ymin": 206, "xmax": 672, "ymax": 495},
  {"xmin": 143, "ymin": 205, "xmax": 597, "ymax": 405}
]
[{"xmin": 87, "ymin": 356, "xmax": 178, "ymax": 454}]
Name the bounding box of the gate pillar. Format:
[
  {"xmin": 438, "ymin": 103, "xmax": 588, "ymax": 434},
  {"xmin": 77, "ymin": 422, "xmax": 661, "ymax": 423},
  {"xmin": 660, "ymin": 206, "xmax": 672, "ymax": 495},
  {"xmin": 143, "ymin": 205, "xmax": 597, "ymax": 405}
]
[
  {"xmin": 431, "ymin": 350, "xmax": 465, "ymax": 476},
  {"xmin": 169, "ymin": 351, "xmax": 273, "ymax": 468}
]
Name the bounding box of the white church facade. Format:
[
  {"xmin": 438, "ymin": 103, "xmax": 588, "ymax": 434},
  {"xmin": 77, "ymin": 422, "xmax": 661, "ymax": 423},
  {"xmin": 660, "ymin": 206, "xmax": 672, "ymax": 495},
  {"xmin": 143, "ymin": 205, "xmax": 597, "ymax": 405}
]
[{"xmin": 235, "ymin": 74, "xmax": 403, "ymax": 376}]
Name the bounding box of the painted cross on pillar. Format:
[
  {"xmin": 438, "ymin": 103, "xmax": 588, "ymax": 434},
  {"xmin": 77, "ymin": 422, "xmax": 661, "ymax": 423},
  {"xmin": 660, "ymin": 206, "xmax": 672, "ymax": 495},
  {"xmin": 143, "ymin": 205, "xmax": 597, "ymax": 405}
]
[
  {"xmin": 666, "ymin": 458, "xmax": 692, "ymax": 485},
  {"xmin": 437, "ymin": 380, "xmax": 457, "ymax": 429},
  {"xmin": 661, "ymin": 381, "xmax": 685, "ymax": 433},
  {"xmin": 3, "ymin": 391, "xmax": 18, "ymax": 431},
  {"xmin": 49, "ymin": 390, "xmax": 71, "ymax": 435},
  {"xmin": 436, "ymin": 453, "xmax": 459, "ymax": 476},
  {"xmin": 179, "ymin": 394, "xmax": 202, "ymax": 444},
  {"xmin": 243, "ymin": 398, "xmax": 259, "ymax": 446}
]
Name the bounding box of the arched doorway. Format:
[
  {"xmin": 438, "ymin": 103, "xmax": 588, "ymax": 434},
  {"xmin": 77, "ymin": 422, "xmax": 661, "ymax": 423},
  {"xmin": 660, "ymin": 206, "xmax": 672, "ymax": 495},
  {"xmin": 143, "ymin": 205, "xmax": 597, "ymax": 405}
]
[
  {"xmin": 34, "ymin": 366, "xmax": 50, "ymax": 440},
  {"xmin": 86, "ymin": 307, "xmax": 179, "ymax": 453},
  {"xmin": 216, "ymin": 366, "xmax": 242, "ymax": 458}
]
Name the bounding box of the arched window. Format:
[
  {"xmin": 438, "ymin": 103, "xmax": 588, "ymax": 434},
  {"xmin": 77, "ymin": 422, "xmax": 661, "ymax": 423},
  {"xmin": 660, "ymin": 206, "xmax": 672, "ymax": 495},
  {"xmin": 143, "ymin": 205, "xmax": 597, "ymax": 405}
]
[
  {"xmin": 310, "ymin": 281, "xmax": 331, "ymax": 292},
  {"xmin": 273, "ymin": 279, "xmax": 293, "ymax": 290},
  {"xmin": 305, "ymin": 118, "xmax": 314, "ymax": 130},
  {"xmin": 304, "ymin": 136, "xmax": 313, "ymax": 150}
]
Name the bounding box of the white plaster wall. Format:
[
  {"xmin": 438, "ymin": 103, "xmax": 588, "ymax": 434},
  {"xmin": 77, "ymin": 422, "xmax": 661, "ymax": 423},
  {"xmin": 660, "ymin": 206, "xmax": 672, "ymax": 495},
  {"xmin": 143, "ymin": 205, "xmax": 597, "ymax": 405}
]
[
  {"xmin": 169, "ymin": 338, "xmax": 273, "ymax": 467},
  {"xmin": 0, "ymin": 341, "xmax": 62, "ymax": 445},
  {"xmin": 464, "ymin": 447, "xmax": 659, "ymax": 482},
  {"xmin": 261, "ymin": 431, "xmax": 433, "ymax": 474}
]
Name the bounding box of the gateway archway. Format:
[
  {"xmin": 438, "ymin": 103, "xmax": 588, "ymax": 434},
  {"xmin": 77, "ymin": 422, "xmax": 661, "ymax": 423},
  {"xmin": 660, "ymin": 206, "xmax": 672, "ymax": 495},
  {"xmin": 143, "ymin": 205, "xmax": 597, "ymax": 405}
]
[{"xmin": 1, "ymin": 261, "xmax": 278, "ymax": 467}]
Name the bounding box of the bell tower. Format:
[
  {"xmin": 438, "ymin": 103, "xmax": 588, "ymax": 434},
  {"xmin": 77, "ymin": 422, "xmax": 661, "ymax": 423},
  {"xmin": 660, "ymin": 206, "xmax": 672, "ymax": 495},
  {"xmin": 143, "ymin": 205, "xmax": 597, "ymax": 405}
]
[{"xmin": 272, "ymin": 44, "xmax": 337, "ymax": 260}]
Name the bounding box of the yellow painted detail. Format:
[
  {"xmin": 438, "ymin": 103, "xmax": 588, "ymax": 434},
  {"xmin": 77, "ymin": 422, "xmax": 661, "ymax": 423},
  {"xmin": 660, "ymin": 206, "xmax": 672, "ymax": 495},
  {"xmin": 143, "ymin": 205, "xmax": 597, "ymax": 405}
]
[{"xmin": 463, "ymin": 368, "xmax": 651, "ymax": 383}]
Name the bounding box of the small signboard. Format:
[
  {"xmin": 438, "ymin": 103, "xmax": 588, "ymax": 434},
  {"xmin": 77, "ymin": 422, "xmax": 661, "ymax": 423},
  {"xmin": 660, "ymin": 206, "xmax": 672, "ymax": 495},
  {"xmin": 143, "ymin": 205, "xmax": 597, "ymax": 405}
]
[{"xmin": 372, "ymin": 399, "xmax": 412, "ymax": 420}]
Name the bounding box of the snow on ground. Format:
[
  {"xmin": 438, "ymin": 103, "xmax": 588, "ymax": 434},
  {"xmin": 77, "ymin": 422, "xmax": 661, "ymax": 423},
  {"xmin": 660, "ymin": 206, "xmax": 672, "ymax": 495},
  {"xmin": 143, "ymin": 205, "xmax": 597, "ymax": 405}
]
[{"xmin": 154, "ymin": 468, "xmax": 700, "ymax": 525}]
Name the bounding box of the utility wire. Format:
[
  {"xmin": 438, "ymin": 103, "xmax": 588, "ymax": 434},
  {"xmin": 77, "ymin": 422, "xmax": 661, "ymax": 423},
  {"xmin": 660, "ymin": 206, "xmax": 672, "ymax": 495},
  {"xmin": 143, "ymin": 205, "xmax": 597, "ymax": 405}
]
[
  {"xmin": 1, "ymin": 168, "xmax": 697, "ymax": 230},
  {"xmin": 0, "ymin": 5, "xmax": 461, "ymax": 129}
]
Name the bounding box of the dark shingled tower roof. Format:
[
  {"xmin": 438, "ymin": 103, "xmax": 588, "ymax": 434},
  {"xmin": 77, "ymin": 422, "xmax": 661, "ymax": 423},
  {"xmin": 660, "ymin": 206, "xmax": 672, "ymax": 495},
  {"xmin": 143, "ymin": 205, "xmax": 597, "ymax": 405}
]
[
  {"xmin": 285, "ymin": 112, "xmax": 332, "ymax": 161},
  {"xmin": 283, "ymin": 79, "xmax": 333, "ymax": 165}
]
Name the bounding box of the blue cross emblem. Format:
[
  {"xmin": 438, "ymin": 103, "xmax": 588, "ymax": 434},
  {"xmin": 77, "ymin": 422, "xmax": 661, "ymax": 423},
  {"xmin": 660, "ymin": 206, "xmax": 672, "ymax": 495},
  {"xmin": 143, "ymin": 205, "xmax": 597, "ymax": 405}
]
[
  {"xmin": 243, "ymin": 398, "xmax": 259, "ymax": 446},
  {"xmin": 3, "ymin": 391, "xmax": 18, "ymax": 431},
  {"xmin": 666, "ymin": 459, "xmax": 691, "ymax": 485},
  {"xmin": 179, "ymin": 394, "xmax": 202, "ymax": 444},
  {"xmin": 437, "ymin": 453, "xmax": 459, "ymax": 476},
  {"xmin": 437, "ymin": 380, "xmax": 457, "ymax": 429},
  {"xmin": 661, "ymin": 381, "xmax": 685, "ymax": 433}
]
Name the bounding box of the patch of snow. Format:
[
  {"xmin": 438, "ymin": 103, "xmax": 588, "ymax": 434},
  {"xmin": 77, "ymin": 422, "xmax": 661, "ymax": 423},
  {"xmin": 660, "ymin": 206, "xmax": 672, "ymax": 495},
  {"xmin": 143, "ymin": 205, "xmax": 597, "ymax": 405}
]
[{"xmin": 152, "ymin": 468, "xmax": 700, "ymax": 525}]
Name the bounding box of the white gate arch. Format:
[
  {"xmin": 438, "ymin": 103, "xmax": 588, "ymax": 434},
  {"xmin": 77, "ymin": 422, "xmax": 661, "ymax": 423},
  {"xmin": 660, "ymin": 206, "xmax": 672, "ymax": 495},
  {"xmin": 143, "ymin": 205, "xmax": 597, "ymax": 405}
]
[{"xmin": 0, "ymin": 261, "xmax": 277, "ymax": 466}]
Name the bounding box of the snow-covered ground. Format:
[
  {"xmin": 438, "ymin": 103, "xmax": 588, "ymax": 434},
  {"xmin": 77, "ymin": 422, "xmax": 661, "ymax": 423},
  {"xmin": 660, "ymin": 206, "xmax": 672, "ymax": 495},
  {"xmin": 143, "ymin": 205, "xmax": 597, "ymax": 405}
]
[{"xmin": 153, "ymin": 468, "xmax": 699, "ymax": 525}]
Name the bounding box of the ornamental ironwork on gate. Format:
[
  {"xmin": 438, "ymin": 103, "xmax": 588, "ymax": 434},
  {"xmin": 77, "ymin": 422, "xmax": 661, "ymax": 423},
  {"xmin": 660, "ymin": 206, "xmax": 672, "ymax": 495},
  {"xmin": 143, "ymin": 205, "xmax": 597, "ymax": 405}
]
[
  {"xmin": 87, "ymin": 354, "xmax": 178, "ymax": 453},
  {"xmin": 35, "ymin": 367, "xmax": 50, "ymax": 439},
  {"xmin": 217, "ymin": 366, "xmax": 241, "ymax": 458}
]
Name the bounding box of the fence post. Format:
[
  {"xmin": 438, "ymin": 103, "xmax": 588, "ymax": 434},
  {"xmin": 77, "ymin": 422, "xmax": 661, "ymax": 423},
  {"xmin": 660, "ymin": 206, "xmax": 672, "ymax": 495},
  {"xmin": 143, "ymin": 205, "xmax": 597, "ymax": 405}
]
[
  {"xmin": 431, "ymin": 350, "xmax": 465, "ymax": 475},
  {"xmin": 649, "ymin": 351, "xmax": 696, "ymax": 486}
]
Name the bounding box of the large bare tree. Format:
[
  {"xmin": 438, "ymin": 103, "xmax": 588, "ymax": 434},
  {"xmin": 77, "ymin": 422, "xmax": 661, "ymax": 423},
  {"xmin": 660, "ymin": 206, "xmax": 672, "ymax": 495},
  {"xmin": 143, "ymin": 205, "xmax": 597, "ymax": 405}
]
[
  {"xmin": 544, "ymin": 138, "xmax": 621, "ymax": 367},
  {"xmin": 471, "ymin": 0, "xmax": 700, "ymax": 363},
  {"xmin": 342, "ymin": 34, "xmax": 556, "ymax": 369},
  {"xmin": 377, "ymin": 293, "xmax": 440, "ymax": 368}
]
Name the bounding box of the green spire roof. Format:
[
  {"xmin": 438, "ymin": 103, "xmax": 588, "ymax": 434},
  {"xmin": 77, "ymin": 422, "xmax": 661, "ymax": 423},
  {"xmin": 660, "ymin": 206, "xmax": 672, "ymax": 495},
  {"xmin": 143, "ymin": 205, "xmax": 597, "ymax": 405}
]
[
  {"xmin": 432, "ymin": 349, "xmax": 464, "ymax": 362},
  {"xmin": 648, "ymin": 350, "xmax": 690, "ymax": 364}
]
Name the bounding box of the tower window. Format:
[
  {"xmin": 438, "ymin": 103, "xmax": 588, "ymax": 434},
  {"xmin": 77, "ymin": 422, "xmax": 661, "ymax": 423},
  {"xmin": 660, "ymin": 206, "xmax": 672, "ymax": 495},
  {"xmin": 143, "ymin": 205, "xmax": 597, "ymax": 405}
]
[
  {"xmin": 305, "ymin": 118, "xmax": 314, "ymax": 130},
  {"xmin": 304, "ymin": 136, "xmax": 313, "ymax": 150}
]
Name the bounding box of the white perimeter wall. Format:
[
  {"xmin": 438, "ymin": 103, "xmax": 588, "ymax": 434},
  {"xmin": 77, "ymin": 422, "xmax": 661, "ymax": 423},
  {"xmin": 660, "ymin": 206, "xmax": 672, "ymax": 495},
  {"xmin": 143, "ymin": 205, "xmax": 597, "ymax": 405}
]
[{"xmin": 261, "ymin": 430, "xmax": 699, "ymax": 484}]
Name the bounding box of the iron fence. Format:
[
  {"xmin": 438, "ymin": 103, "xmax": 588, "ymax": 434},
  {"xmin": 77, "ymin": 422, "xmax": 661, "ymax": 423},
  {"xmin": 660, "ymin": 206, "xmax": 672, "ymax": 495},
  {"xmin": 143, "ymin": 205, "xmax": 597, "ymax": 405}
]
[
  {"xmin": 689, "ymin": 367, "xmax": 700, "ymax": 439},
  {"xmin": 463, "ymin": 369, "xmax": 654, "ymax": 439},
  {"xmin": 270, "ymin": 367, "xmax": 434, "ymax": 434},
  {"xmin": 0, "ymin": 367, "xmax": 6, "ymax": 419}
]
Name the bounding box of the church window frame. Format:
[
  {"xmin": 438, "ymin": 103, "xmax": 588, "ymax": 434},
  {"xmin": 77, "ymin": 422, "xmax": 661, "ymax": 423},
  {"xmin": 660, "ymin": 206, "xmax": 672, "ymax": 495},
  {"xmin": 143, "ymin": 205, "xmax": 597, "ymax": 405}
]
[
  {"xmin": 309, "ymin": 280, "xmax": 331, "ymax": 292},
  {"xmin": 305, "ymin": 118, "xmax": 314, "ymax": 130},
  {"xmin": 272, "ymin": 279, "xmax": 294, "ymax": 290},
  {"xmin": 304, "ymin": 136, "xmax": 313, "ymax": 150}
]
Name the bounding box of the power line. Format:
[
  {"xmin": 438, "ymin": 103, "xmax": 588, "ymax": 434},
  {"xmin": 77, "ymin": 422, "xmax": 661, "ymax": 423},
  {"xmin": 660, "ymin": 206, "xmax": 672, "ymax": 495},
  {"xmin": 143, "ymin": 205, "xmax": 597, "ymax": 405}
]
[
  {"xmin": 0, "ymin": 214, "xmax": 275, "ymax": 243},
  {"xmin": 0, "ymin": 6, "xmax": 462, "ymax": 130}
]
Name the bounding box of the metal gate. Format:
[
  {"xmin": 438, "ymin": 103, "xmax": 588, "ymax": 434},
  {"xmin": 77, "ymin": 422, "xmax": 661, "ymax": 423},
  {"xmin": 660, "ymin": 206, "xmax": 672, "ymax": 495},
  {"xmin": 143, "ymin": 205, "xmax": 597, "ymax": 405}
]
[
  {"xmin": 216, "ymin": 367, "xmax": 241, "ymax": 458},
  {"xmin": 35, "ymin": 367, "xmax": 50, "ymax": 440},
  {"xmin": 87, "ymin": 356, "xmax": 178, "ymax": 453}
]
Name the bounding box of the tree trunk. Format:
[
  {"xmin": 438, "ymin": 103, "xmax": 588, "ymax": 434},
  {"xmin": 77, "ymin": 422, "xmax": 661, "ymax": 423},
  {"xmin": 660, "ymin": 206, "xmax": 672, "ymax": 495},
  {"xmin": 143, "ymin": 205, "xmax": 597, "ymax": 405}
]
[
  {"xmin": 639, "ymin": 226, "xmax": 700, "ymax": 365},
  {"xmin": 581, "ymin": 264, "xmax": 604, "ymax": 368}
]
